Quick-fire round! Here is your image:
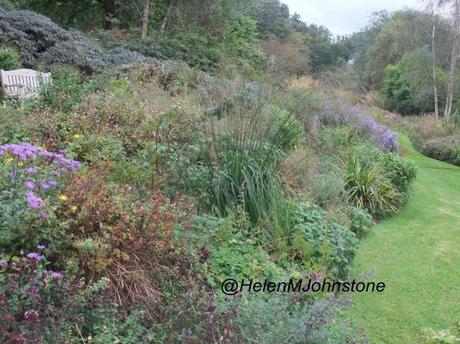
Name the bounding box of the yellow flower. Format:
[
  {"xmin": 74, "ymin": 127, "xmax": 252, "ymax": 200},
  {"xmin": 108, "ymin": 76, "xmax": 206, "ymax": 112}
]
[
  {"xmin": 291, "ymin": 271, "xmax": 302, "ymax": 280},
  {"xmin": 5, "ymin": 157, "xmax": 14, "ymax": 165},
  {"xmin": 73, "ymin": 134, "xmax": 82, "ymax": 140},
  {"xmin": 18, "ymin": 161, "xmax": 24, "ymax": 167},
  {"xmin": 58, "ymin": 195, "xmax": 68, "ymax": 202},
  {"xmin": 70, "ymin": 206, "xmax": 78, "ymax": 213}
]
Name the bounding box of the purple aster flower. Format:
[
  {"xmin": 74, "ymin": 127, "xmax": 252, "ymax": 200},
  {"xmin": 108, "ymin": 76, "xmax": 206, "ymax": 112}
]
[
  {"xmin": 0, "ymin": 259, "xmax": 8, "ymax": 268},
  {"xmin": 25, "ymin": 166, "xmax": 37, "ymax": 175},
  {"xmin": 37, "ymin": 244, "xmax": 45, "ymax": 250},
  {"xmin": 1, "ymin": 143, "xmax": 81, "ymax": 170},
  {"xmin": 26, "ymin": 252, "xmax": 44, "ymax": 262},
  {"xmin": 24, "ymin": 181, "xmax": 36, "ymax": 190},
  {"xmin": 24, "ymin": 310, "xmax": 40, "ymax": 320},
  {"xmin": 48, "ymin": 270, "xmax": 63, "ymax": 279},
  {"xmin": 0, "ymin": 143, "xmax": 40, "ymax": 160},
  {"xmin": 41, "ymin": 179, "xmax": 57, "ymax": 190},
  {"xmin": 26, "ymin": 192, "xmax": 44, "ymax": 208},
  {"xmin": 315, "ymin": 100, "xmax": 399, "ymax": 152},
  {"xmin": 39, "ymin": 211, "xmax": 47, "ymax": 220}
]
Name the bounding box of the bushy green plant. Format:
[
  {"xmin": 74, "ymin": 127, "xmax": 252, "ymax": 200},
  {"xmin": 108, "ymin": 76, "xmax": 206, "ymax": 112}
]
[
  {"xmin": 38, "ymin": 65, "xmax": 97, "ymax": 112},
  {"xmin": 349, "ymin": 207, "xmax": 373, "ymax": 238},
  {"xmin": 315, "ymin": 126, "xmax": 359, "ymax": 156},
  {"xmin": 233, "ymin": 293, "xmax": 367, "ymax": 344},
  {"xmin": 308, "ymin": 170, "xmax": 345, "ymax": 208},
  {"xmin": 0, "ymin": 143, "xmax": 80, "ymax": 255},
  {"xmin": 0, "ymin": 48, "xmax": 21, "ymax": 70},
  {"xmin": 191, "ymin": 213, "xmax": 283, "ymax": 285},
  {"xmin": 292, "ymin": 202, "xmax": 358, "ymax": 278},
  {"xmin": 380, "ymin": 150, "xmax": 417, "ymax": 197},
  {"xmin": 67, "ymin": 133, "xmax": 126, "ymax": 164},
  {"xmin": 0, "ymin": 106, "xmax": 31, "ymax": 143},
  {"xmin": 352, "ymin": 144, "xmax": 416, "ymax": 198},
  {"xmin": 422, "ymin": 135, "xmax": 460, "ymax": 166}
]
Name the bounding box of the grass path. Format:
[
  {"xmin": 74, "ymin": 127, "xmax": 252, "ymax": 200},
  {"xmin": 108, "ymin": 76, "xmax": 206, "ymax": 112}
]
[{"xmin": 350, "ymin": 134, "xmax": 460, "ymax": 343}]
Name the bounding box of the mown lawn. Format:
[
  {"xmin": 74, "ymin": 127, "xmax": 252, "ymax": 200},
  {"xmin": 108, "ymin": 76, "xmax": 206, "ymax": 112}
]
[{"xmin": 350, "ymin": 135, "xmax": 460, "ymax": 343}]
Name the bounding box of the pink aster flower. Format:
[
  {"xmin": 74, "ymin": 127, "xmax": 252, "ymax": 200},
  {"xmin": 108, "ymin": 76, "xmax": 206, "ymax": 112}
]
[{"xmin": 24, "ymin": 310, "xmax": 39, "ymax": 320}]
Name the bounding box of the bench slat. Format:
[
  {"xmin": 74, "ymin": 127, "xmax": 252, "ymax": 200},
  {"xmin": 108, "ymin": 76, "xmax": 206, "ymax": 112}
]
[{"xmin": 1, "ymin": 69, "xmax": 52, "ymax": 98}]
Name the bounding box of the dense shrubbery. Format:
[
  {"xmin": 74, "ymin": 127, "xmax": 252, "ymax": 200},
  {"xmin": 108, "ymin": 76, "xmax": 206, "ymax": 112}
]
[
  {"xmin": 292, "ymin": 203, "xmax": 359, "ymax": 277},
  {"xmin": 38, "ymin": 65, "xmax": 98, "ymax": 112},
  {"xmin": 0, "ymin": 252, "xmax": 152, "ymax": 343},
  {"xmin": 421, "ymin": 135, "xmax": 460, "ymax": 166},
  {"xmin": 0, "ymin": 47, "xmax": 21, "ymax": 70},
  {"xmin": 0, "ymin": 143, "xmax": 80, "ymax": 254},
  {"xmin": 0, "ymin": 24, "xmax": 415, "ymax": 340},
  {"xmin": 232, "ymin": 293, "xmax": 366, "ymax": 343},
  {"xmin": 123, "ymin": 19, "xmax": 266, "ymax": 77},
  {"xmin": 0, "ymin": 7, "xmax": 154, "ymax": 73},
  {"xmin": 381, "ymin": 50, "xmax": 450, "ymax": 116}
]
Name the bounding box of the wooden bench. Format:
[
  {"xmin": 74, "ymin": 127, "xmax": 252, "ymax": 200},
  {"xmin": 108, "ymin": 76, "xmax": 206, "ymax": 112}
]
[{"xmin": 0, "ymin": 69, "xmax": 52, "ymax": 98}]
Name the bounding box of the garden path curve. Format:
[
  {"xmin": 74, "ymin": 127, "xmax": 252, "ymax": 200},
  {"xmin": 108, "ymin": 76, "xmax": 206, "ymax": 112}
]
[{"xmin": 350, "ymin": 134, "xmax": 460, "ymax": 343}]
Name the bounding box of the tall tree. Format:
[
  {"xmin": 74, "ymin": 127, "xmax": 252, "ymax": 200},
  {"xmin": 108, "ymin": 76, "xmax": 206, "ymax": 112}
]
[
  {"xmin": 100, "ymin": 0, "xmax": 116, "ymax": 29},
  {"xmin": 141, "ymin": 0, "xmax": 150, "ymax": 39},
  {"xmin": 428, "ymin": 1, "xmax": 440, "ymax": 117},
  {"xmin": 443, "ymin": 0, "xmax": 460, "ymax": 120},
  {"xmin": 160, "ymin": 0, "xmax": 175, "ymax": 32}
]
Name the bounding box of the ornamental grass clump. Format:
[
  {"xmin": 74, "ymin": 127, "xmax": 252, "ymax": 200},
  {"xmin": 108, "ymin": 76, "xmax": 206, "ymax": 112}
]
[
  {"xmin": 203, "ymin": 88, "xmax": 303, "ymax": 230},
  {"xmin": 344, "ymin": 154, "xmax": 402, "ymax": 218}
]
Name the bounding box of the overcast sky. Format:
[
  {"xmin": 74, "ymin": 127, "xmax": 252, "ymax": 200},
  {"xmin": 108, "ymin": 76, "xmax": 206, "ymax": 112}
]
[{"xmin": 280, "ymin": 0, "xmax": 422, "ymax": 36}]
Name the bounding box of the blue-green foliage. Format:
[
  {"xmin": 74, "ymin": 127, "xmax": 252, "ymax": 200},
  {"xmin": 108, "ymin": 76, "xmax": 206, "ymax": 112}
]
[
  {"xmin": 233, "ymin": 293, "xmax": 367, "ymax": 344},
  {"xmin": 293, "ymin": 203, "xmax": 358, "ymax": 278}
]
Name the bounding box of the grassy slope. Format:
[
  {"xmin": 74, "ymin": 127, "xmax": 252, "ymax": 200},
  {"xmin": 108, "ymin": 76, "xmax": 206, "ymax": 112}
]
[{"xmin": 350, "ymin": 134, "xmax": 460, "ymax": 343}]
